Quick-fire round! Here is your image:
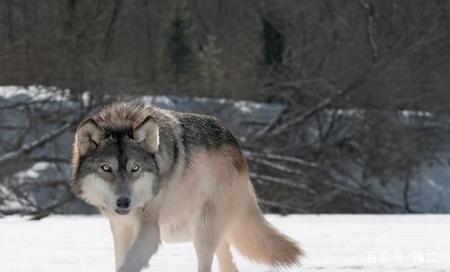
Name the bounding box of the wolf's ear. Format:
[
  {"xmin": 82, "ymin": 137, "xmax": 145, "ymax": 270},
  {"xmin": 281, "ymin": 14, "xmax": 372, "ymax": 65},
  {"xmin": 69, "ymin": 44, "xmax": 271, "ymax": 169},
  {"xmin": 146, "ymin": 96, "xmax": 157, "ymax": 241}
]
[
  {"xmin": 133, "ymin": 117, "xmax": 159, "ymax": 153},
  {"xmin": 75, "ymin": 119, "xmax": 103, "ymax": 157}
]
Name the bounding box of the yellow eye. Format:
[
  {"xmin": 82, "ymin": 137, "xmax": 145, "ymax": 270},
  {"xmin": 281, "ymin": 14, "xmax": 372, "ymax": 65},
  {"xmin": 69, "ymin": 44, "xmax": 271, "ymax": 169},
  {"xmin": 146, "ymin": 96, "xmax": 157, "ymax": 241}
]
[
  {"xmin": 101, "ymin": 165, "xmax": 111, "ymax": 172},
  {"xmin": 131, "ymin": 164, "xmax": 140, "ymax": 172}
]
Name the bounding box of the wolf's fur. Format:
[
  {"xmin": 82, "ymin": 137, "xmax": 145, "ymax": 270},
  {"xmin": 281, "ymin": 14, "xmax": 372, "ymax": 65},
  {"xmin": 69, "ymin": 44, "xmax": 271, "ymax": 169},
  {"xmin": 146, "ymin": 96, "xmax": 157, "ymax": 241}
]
[{"xmin": 71, "ymin": 102, "xmax": 303, "ymax": 272}]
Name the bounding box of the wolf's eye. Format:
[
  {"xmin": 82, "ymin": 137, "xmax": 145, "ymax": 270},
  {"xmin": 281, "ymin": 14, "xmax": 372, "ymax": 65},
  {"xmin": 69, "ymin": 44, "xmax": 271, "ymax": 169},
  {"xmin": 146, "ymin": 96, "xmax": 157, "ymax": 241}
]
[
  {"xmin": 131, "ymin": 164, "xmax": 140, "ymax": 172},
  {"xmin": 101, "ymin": 165, "xmax": 112, "ymax": 172}
]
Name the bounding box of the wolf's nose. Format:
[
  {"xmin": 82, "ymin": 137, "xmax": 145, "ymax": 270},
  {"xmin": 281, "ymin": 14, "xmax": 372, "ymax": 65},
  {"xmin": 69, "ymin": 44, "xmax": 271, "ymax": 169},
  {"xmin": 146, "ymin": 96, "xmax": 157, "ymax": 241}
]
[{"xmin": 116, "ymin": 197, "xmax": 130, "ymax": 209}]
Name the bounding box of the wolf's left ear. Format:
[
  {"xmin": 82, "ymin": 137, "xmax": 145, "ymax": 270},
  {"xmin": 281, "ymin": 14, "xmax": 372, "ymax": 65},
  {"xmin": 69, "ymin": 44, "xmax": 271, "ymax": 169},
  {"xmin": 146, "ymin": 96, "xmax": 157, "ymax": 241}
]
[
  {"xmin": 75, "ymin": 119, "xmax": 103, "ymax": 157},
  {"xmin": 133, "ymin": 117, "xmax": 159, "ymax": 153}
]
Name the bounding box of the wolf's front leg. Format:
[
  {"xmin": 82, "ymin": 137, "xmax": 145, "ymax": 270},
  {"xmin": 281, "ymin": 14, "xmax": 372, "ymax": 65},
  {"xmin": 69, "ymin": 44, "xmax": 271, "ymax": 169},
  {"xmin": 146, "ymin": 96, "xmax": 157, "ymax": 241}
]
[
  {"xmin": 109, "ymin": 218, "xmax": 135, "ymax": 270},
  {"xmin": 118, "ymin": 222, "xmax": 160, "ymax": 272}
]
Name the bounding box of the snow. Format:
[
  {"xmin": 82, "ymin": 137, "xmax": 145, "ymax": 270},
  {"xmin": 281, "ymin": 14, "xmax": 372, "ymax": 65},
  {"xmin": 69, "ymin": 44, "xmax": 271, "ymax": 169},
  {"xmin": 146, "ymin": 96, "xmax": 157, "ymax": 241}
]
[{"xmin": 0, "ymin": 215, "xmax": 449, "ymax": 272}]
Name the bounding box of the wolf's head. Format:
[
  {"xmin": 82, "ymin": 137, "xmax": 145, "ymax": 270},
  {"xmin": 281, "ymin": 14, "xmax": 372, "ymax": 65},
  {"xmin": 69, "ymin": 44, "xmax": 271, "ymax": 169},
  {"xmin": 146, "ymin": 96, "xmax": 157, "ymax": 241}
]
[{"xmin": 71, "ymin": 104, "xmax": 160, "ymax": 215}]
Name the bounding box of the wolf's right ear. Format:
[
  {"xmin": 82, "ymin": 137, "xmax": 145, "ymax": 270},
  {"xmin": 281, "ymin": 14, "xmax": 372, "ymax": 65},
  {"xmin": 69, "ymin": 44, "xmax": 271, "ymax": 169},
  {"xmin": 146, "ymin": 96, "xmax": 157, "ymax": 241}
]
[{"xmin": 75, "ymin": 119, "xmax": 103, "ymax": 157}]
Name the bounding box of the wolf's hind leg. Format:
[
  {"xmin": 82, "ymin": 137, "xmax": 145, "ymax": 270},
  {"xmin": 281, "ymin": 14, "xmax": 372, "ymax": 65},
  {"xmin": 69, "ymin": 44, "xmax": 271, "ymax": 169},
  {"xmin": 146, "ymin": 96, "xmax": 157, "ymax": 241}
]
[
  {"xmin": 194, "ymin": 238, "xmax": 217, "ymax": 272},
  {"xmin": 193, "ymin": 200, "xmax": 224, "ymax": 272},
  {"xmin": 216, "ymin": 241, "xmax": 239, "ymax": 272}
]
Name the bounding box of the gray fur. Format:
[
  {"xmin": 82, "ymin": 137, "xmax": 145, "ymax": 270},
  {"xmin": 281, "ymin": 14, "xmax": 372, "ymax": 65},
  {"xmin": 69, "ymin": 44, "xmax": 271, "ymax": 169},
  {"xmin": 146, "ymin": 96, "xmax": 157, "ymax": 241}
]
[
  {"xmin": 174, "ymin": 112, "xmax": 241, "ymax": 155},
  {"xmin": 72, "ymin": 102, "xmax": 242, "ymax": 196},
  {"xmin": 75, "ymin": 134, "xmax": 160, "ymax": 196},
  {"xmin": 70, "ymin": 102, "xmax": 258, "ymax": 272}
]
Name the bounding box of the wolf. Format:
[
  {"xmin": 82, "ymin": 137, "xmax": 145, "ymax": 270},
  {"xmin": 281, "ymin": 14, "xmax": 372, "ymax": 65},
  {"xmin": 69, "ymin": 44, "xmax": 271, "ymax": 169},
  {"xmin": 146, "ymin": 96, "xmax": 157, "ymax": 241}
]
[{"xmin": 71, "ymin": 102, "xmax": 303, "ymax": 272}]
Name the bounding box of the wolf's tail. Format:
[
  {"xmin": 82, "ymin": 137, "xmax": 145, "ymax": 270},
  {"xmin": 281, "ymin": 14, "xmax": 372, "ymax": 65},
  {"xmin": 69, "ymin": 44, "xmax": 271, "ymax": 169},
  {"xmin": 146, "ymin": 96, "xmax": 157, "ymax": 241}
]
[{"xmin": 229, "ymin": 182, "xmax": 304, "ymax": 267}]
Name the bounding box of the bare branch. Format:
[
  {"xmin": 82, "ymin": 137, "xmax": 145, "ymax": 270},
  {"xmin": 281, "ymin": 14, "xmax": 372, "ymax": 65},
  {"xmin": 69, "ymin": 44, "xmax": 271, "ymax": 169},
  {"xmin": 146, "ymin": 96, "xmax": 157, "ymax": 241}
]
[
  {"xmin": 0, "ymin": 122, "xmax": 73, "ymax": 167},
  {"xmin": 244, "ymin": 150, "xmax": 318, "ymax": 167},
  {"xmin": 250, "ymin": 172, "xmax": 309, "ymax": 191}
]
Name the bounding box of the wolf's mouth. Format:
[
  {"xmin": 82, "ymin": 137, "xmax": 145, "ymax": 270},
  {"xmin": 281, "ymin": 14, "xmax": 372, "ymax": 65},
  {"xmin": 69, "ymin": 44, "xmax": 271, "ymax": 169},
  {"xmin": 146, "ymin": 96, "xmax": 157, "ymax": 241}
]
[{"xmin": 115, "ymin": 208, "xmax": 130, "ymax": 215}]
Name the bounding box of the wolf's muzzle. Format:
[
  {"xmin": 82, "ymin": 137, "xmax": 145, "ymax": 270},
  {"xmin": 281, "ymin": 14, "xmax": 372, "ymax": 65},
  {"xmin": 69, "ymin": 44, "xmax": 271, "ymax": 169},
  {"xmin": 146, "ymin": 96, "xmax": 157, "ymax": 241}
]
[
  {"xmin": 115, "ymin": 197, "xmax": 131, "ymax": 215},
  {"xmin": 116, "ymin": 197, "xmax": 130, "ymax": 208}
]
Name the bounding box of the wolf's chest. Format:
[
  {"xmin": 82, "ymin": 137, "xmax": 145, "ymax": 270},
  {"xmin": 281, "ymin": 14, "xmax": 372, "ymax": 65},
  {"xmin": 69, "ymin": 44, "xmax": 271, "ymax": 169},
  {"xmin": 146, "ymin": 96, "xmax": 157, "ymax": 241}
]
[{"xmin": 160, "ymin": 217, "xmax": 193, "ymax": 243}]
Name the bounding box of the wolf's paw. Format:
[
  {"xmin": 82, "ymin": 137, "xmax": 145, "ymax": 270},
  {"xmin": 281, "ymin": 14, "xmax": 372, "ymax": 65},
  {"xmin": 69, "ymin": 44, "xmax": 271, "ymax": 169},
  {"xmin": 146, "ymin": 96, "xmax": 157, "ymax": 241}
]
[{"xmin": 117, "ymin": 252, "xmax": 149, "ymax": 272}]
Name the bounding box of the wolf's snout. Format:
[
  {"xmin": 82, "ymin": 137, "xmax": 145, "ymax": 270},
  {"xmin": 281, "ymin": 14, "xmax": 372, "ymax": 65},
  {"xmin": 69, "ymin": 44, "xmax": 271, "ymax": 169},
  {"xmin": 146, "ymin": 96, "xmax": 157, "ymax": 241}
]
[{"xmin": 116, "ymin": 197, "xmax": 130, "ymax": 209}]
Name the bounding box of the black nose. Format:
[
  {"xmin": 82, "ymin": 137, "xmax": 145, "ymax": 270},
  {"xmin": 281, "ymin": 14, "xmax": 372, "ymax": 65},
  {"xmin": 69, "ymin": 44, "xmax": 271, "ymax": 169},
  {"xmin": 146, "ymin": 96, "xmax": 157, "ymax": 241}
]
[{"xmin": 116, "ymin": 197, "xmax": 130, "ymax": 209}]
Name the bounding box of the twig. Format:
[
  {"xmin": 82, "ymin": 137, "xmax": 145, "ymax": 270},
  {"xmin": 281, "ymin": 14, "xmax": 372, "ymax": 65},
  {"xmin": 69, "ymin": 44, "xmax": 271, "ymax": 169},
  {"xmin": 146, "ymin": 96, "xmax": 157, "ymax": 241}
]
[
  {"xmin": 250, "ymin": 172, "xmax": 308, "ymax": 190},
  {"xmin": 268, "ymin": 87, "xmax": 355, "ymax": 136},
  {"xmin": 0, "ymin": 122, "xmax": 73, "ymax": 167},
  {"xmin": 244, "ymin": 150, "xmax": 318, "ymax": 167}
]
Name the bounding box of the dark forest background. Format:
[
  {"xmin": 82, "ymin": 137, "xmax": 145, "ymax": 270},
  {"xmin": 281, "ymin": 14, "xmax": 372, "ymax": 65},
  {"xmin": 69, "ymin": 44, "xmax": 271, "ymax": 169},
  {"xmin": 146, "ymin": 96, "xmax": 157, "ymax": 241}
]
[{"xmin": 0, "ymin": 0, "xmax": 449, "ymax": 216}]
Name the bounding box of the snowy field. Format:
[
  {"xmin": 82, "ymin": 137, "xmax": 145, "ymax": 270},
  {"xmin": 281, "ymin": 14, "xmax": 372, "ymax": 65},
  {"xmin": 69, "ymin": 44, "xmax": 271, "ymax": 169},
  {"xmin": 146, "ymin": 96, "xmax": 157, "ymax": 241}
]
[{"xmin": 0, "ymin": 215, "xmax": 448, "ymax": 272}]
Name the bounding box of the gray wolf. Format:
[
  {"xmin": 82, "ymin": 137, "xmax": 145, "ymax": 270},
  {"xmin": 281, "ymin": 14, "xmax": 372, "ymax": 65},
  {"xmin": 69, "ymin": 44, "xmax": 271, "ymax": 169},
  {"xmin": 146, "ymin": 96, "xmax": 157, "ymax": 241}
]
[{"xmin": 71, "ymin": 102, "xmax": 303, "ymax": 272}]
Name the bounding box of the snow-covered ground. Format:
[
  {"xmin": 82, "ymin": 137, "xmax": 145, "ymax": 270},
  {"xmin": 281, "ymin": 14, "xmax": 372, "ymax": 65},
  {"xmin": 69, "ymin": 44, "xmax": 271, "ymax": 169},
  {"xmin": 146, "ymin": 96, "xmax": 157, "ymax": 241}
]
[{"xmin": 0, "ymin": 215, "xmax": 448, "ymax": 272}]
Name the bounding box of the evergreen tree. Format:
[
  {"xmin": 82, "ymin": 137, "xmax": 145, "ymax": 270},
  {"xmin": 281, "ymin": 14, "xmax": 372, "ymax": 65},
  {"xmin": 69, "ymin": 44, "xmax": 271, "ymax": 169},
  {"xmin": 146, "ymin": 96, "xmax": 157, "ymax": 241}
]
[
  {"xmin": 197, "ymin": 36, "xmax": 223, "ymax": 95},
  {"xmin": 163, "ymin": 1, "xmax": 196, "ymax": 84}
]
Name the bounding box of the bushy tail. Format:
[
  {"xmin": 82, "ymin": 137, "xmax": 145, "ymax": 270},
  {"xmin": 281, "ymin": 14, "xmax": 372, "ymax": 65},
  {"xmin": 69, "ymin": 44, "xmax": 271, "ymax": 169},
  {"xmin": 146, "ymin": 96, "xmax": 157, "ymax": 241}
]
[{"xmin": 230, "ymin": 187, "xmax": 304, "ymax": 266}]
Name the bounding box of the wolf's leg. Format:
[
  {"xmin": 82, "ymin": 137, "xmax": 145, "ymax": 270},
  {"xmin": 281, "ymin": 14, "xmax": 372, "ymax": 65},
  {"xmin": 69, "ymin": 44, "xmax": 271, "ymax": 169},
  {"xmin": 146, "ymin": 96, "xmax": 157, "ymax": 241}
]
[
  {"xmin": 118, "ymin": 222, "xmax": 160, "ymax": 272},
  {"xmin": 216, "ymin": 241, "xmax": 239, "ymax": 272},
  {"xmin": 194, "ymin": 232, "xmax": 218, "ymax": 272},
  {"xmin": 109, "ymin": 219, "xmax": 135, "ymax": 270},
  {"xmin": 193, "ymin": 201, "xmax": 223, "ymax": 272}
]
